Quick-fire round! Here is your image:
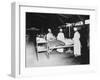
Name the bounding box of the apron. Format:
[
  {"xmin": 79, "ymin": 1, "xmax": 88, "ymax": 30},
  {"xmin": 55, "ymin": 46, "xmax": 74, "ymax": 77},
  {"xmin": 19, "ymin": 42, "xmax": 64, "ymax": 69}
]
[
  {"xmin": 57, "ymin": 32, "xmax": 65, "ymax": 52},
  {"xmin": 57, "ymin": 32, "xmax": 65, "ymax": 42},
  {"xmin": 47, "ymin": 33, "xmax": 54, "ymax": 41},
  {"xmin": 73, "ymin": 31, "xmax": 81, "ymax": 56}
]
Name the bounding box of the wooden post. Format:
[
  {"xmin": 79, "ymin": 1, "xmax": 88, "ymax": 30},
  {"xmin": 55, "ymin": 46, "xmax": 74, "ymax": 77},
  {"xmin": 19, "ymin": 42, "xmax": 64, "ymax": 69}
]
[{"xmin": 69, "ymin": 26, "xmax": 70, "ymax": 38}]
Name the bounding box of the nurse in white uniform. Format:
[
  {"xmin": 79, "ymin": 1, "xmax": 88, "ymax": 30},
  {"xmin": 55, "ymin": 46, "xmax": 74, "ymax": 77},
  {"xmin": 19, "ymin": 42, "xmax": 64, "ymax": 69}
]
[
  {"xmin": 57, "ymin": 28, "xmax": 65, "ymax": 52},
  {"xmin": 57, "ymin": 28, "xmax": 65, "ymax": 42},
  {"xmin": 73, "ymin": 27, "xmax": 81, "ymax": 57},
  {"xmin": 47, "ymin": 28, "xmax": 55, "ymax": 54},
  {"xmin": 47, "ymin": 28, "xmax": 55, "ymax": 41}
]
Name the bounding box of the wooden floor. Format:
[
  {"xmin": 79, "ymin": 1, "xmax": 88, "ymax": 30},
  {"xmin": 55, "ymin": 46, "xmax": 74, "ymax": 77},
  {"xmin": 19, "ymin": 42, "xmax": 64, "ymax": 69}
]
[{"xmin": 25, "ymin": 42, "xmax": 80, "ymax": 67}]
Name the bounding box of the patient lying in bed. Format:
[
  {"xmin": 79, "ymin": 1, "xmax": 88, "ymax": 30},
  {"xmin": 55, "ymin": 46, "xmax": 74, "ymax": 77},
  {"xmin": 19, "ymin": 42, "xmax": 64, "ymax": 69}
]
[
  {"xmin": 47, "ymin": 39, "xmax": 73, "ymax": 50},
  {"xmin": 47, "ymin": 40, "xmax": 65, "ymax": 48}
]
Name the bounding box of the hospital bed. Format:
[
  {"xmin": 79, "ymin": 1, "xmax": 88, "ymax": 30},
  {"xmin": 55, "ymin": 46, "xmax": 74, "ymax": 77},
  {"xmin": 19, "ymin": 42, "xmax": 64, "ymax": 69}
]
[
  {"xmin": 47, "ymin": 39, "xmax": 73, "ymax": 54},
  {"xmin": 36, "ymin": 37, "xmax": 74, "ymax": 61}
]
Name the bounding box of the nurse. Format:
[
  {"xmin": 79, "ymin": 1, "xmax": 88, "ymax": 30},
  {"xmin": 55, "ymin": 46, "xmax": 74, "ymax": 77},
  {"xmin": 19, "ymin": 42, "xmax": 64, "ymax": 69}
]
[
  {"xmin": 57, "ymin": 28, "xmax": 65, "ymax": 42},
  {"xmin": 46, "ymin": 28, "xmax": 55, "ymax": 54},
  {"xmin": 47, "ymin": 28, "xmax": 55, "ymax": 41},
  {"xmin": 73, "ymin": 27, "xmax": 81, "ymax": 57},
  {"xmin": 57, "ymin": 28, "xmax": 65, "ymax": 52}
]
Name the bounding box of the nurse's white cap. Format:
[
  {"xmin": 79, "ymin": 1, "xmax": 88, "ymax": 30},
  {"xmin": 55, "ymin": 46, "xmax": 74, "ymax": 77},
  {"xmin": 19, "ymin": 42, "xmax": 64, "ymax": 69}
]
[{"xmin": 74, "ymin": 27, "xmax": 77, "ymax": 31}]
